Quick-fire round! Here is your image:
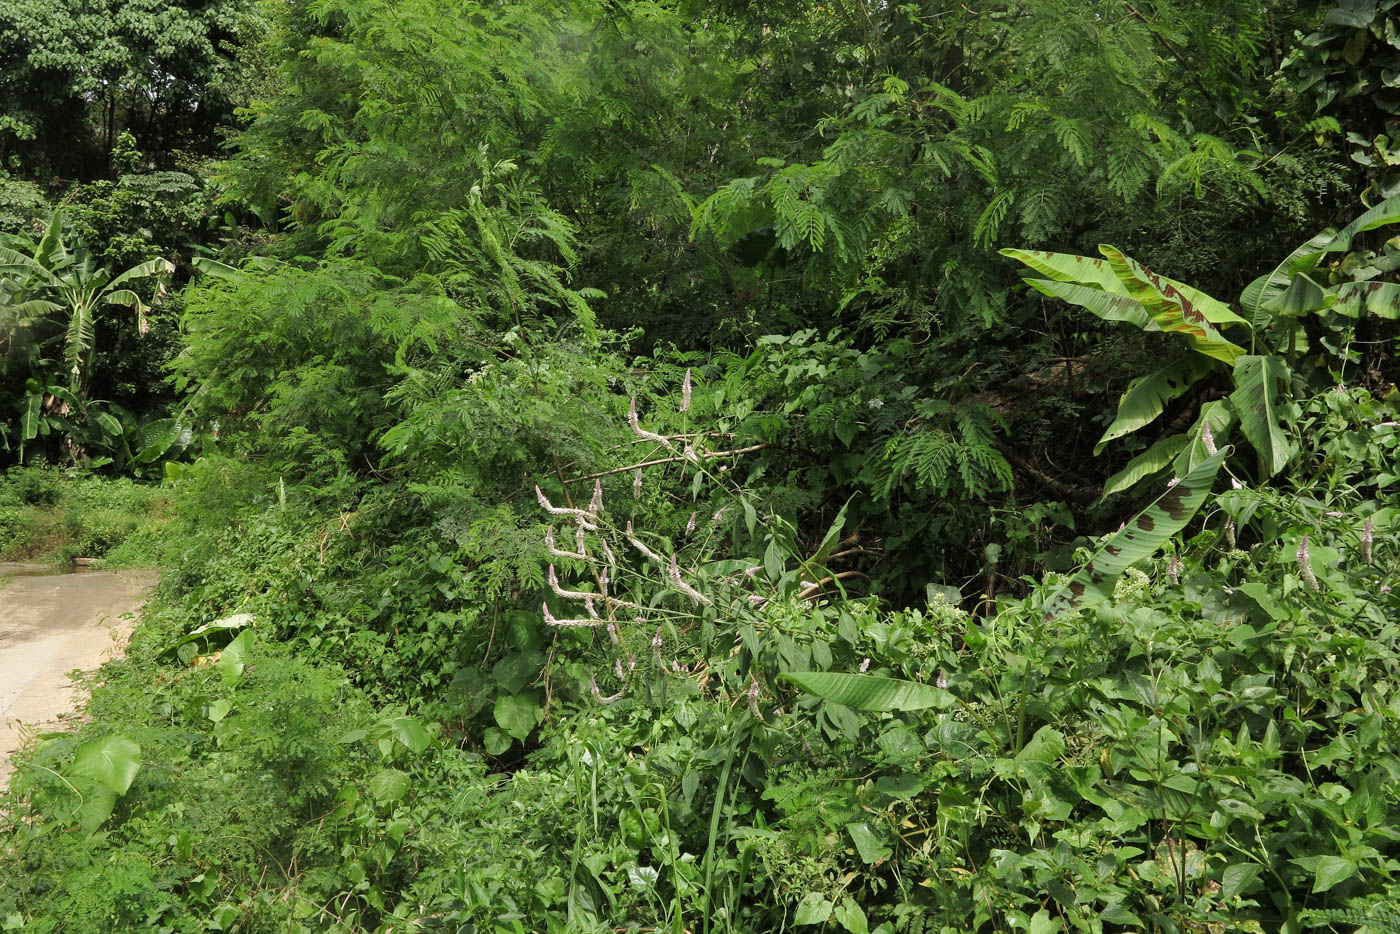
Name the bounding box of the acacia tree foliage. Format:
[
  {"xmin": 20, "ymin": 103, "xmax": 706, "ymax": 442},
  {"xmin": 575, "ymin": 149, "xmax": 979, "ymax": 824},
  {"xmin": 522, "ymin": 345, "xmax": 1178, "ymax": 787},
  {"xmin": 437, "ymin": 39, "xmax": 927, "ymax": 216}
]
[
  {"xmin": 194, "ymin": 0, "xmax": 1349, "ymax": 600},
  {"xmin": 0, "ymin": 0, "xmax": 266, "ymax": 179}
]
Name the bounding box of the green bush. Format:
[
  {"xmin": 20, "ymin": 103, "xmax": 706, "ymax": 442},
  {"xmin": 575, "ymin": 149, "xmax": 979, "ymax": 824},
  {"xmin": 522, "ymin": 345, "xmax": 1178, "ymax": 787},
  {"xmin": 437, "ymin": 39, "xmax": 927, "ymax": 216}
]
[{"xmin": 0, "ymin": 468, "xmax": 170, "ymax": 564}]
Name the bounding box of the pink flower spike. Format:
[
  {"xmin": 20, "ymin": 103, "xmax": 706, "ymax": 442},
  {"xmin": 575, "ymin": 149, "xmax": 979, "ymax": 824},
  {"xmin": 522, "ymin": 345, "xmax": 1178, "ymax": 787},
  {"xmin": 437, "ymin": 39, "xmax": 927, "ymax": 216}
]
[
  {"xmin": 589, "ymin": 479, "xmax": 603, "ymax": 515},
  {"xmin": 668, "ymin": 553, "xmax": 712, "ymax": 606},
  {"xmin": 1297, "ymin": 534, "xmax": 1320, "ymax": 592},
  {"xmin": 536, "ymin": 485, "xmax": 597, "ymax": 521},
  {"xmin": 1201, "ymin": 420, "xmax": 1217, "ymax": 456},
  {"xmin": 627, "ymin": 397, "xmax": 669, "ymax": 444},
  {"xmin": 681, "ymin": 368, "xmax": 692, "ymax": 413},
  {"xmin": 542, "ymin": 602, "xmax": 606, "ymax": 628}
]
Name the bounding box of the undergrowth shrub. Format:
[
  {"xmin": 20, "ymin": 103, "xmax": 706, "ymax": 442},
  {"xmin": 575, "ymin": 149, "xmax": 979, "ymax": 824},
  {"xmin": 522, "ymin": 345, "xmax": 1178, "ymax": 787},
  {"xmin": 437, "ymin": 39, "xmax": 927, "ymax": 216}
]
[{"xmin": 0, "ymin": 468, "xmax": 171, "ymax": 564}]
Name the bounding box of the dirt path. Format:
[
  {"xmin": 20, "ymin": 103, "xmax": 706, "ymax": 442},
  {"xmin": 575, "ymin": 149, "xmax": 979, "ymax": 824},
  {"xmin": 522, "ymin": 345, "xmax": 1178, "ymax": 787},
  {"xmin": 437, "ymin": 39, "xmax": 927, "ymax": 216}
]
[{"xmin": 0, "ymin": 565, "xmax": 157, "ymax": 785}]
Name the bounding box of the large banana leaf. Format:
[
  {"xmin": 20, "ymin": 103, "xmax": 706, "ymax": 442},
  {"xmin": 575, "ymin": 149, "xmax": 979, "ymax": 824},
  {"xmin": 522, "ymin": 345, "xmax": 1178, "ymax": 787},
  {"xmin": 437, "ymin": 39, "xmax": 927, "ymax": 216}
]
[
  {"xmin": 1260, "ymin": 272, "xmax": 1333, "ymax": 317},
  {"xmin": 1242, "ymin": 194, "xmax": 1400, "ymax": 329},
  {"xmin": 131, "ymin": 418, "xmax": 183, "ymax": 465},
  {"xmin": 1334, "ymin": 280, "xmax": 1400, "ymax": 318},
  {"xmin": 34, "ymin": 210, "xmax": 64, "ymax": 268},
  {"xmin": 1019, "ymin": 277, "xmax": 1153, "ymax": 329},
  {"xmin": 0, "ymin": 298, "xmax": 62, "ymax": 318},
  {"xmin": 107, "ymin": 256, "xmax": 174, "ymax": 291},
  {"xmin": 1102, "ymin": 248, "xmax": 1248, "ymax": 327},
  {"xmin": 1101, "ymin": 434, "xmax": 1191, "ymax": 499},
  {"xmin": 19, "ymin": 391, "xmax": 43, "ymax": 442},
  {"xmin": 1229, "ymin": 355, "xmax": 1296, "ymax": 478},
  {"xmin": 999, "ymin": 248, "xmax": 1130, "ymax": 294},
  {"xmin": 1099, "ymin": 246, "xmax": 1246, "ymax": 364},
  {"xmin": 780, "ymin": 672, "xmax": 953, "ymax": 711},
  {"xmin": 1095, "ymin": 355, "xmax": 1217, "ymax": 453},
  {"xmin": 1005, "ymin": 245, "xmax": 1246, "ymax": 363},
  {"xmin": 64, "ymin": 302, "xmax": 95, "ymax": 389},
  {"xmin": 0, "ymin": 245, "xmax": 63, "ymax": 288},
  {"xmin": 1043, "ymin": 448, "xmax": 1229, "ymax": 620},
  {"xmin": 191, "ymin": 256, "xmax": 244, "ymax": 280}
]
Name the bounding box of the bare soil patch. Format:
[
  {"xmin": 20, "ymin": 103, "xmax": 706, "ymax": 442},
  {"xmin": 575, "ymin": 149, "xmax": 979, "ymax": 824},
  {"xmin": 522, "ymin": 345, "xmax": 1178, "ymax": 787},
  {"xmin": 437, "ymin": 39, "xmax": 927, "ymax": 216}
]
[{"xmin": 0, "ymin": 565, "xmax": 156, "ymax": 785}]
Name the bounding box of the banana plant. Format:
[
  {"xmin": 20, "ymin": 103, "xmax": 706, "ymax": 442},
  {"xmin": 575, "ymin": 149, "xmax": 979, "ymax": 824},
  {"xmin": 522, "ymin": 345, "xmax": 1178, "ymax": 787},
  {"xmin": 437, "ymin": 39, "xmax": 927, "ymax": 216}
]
[
  {"xmin": 1002, "ymin": 195, "xmax": 1400, "ymax": 495},
  {"xmin": 0, "ymin": 211, "xmax": 174, "ymax": 398}
]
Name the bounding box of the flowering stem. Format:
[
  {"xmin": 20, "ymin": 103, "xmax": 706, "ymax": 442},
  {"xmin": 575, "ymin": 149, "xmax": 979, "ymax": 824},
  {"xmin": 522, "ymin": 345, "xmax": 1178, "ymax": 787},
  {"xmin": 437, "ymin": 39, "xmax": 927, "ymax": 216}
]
[{"xmin": 566, "ymin": 443, "xmax": 771, "ymax": 484}]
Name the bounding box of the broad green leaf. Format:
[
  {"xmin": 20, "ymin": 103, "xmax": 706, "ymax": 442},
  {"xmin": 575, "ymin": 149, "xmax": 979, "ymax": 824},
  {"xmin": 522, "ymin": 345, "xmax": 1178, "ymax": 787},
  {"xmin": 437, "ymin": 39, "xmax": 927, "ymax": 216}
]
[
  {"xmin": 0, "ymin": 298, "xmax": 61, "ymax": 318},
  {"xmin": 217, "ymin": 630, "xmax": 252, "ymax": 684},
  {"xmin": 793, "ymin": 892, "xmax": 834, "ymax": 925},
  {"xmin": 1261, "ymin": 273, "xmax": 1332, "ymax": 317},
  {"xmin": 1220, "ymin": 863, "xmax": 1263, "ymax": 900},
  {"xmin": 191, "ymin": 256, "xmax": 244, "ymax": 280},
  {"xmin": 1102, "ymin": 434, "xmax": 1190, "ymax": 498},
  {"xmin": 163, "ymin": 613, "xmax": 254, "ymax": 655},
  {"xmin": 1095, "ymin": 356, "xmax": 1216, "ymax": 453},
  {"xmin": 1015, "ymin": 726, "xmax": 1066, "ymax": 764},
  {"xmin": 846, "ymin": 822, "xmax": 892, "ymax": 864},
  {"xmin": 92, "ymin": 410, "xmax": 123, "ymax": 441},
  {"xmin": 1229, "ymin": 355, "xmax": 1296, "ymax": 477},
  {"xmin": 1335, "ymin": 279, "xmax": 1400, "ymax": 318},
  {"xmin": 1310, "ymin": 854, "xmax": 1357, "ymax": 893},
  {"xmin": 833, "ymin": 897, "xmax": 869, "ymax": 934},
  {"xmin": 368, "ymin": 768, "xmax": 411, "ymax": 804},
  {"xmin": 207, "ymin": 699, "xmax": 233, "ymax": 723},
  {"xmin": 1243, "ymin": 194, "xmax": 1400, "ymax": 328},
  {"xmin": 781, "ymin": 671, "xmax": 953, "ymax": 711},
  {"xmin": 19, "ymin": 391, "xmax": 41, "ymax": 442},
  {"xmin": 1043, "ymin": 449, "xmax": 1230, "ymax": 619},
  {"xmin": 132, "ymin": 418, "xmax": 182, "ymax": 464},
  {"xmin": 389, "ymin": 716, "xmax": 432, "ymax": 754},
  {"xmin": 107, "ymin": 256, "xmax": 174, "ymax": 291},
  {"xmin": 492, "ymin": 652, "xmax": 537, "ymax": 694},
  {"xmin": 999, "ymin": 248, "xmax": 1130, "ymax": 294},
  {"xmin": 75, "ymin": 784, "xmax": 118, "ymax": 833},
  {"xmin": 483, "ymin": 727, "xmax": 512, "ymax": 756},
  {"xmin": 1240, "ymin": 232, "xmax": 1336, "ymax": 330},
  {"xmin": 70, "ymin": 734, "xmax": 141, "ymax": 795},
  {"xmin": 1151, "ymin": 273, "xmax": 1250, "ymax": 328},
  {"xmin": 493, "ymin": 692, "xmax": 542, "ymax": 741},
  {"xmin": 1237, "ymin": 583, "xmax": 1287, "ymax": 621},
  {"xmin": 1099, "ymin": 246, "xmax": 1246, "ymax": 364},
  {"xmin": 1028, "ymin": 909, "xmax": 1064, "ymax": 934},
  {"xmin": 1018, "ymin": 277, "xmax": 1151, "ymax": 328},
  {"xmin": 100, "ymin": 288, "xmax": 143, "ymax": 310}
]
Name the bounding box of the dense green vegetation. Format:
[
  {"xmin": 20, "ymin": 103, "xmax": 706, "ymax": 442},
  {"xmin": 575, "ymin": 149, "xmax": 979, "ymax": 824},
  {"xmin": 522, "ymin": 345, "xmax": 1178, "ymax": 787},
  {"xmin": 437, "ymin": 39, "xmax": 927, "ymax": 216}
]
[{"xmin": 4, "ymin": 0, "xmax": 1400, "ymax": 930}]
